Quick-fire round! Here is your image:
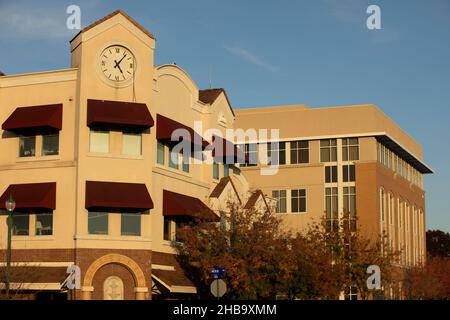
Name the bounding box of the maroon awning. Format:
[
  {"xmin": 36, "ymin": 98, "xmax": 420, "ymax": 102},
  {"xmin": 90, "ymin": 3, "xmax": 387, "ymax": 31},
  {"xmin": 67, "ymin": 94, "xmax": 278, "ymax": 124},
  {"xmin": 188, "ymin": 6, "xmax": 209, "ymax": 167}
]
[
  {"xmin": 0, "ymin": 182, "xmax": 56, "ymax": 212},
  {"xmin": 212, "ymin": 135, "xmax": 246, "ymax": 164},
  {"xmin": 163, "ymin": 190, "xmax": 219, "ymax": 222},
  {"xmin": 2, "ymin": 104, "xmax": 62, "ymax": 134},
  {"xmin": 85, "ymin": 181, "xmax": 153, "ymax": 213},
  {"xmin": 87, "ymin": 99, "xmax": 154, "ymax": 131},
  {"xmin": 156, "ymin": 114, "xmax": 209, "ymax": 149}
]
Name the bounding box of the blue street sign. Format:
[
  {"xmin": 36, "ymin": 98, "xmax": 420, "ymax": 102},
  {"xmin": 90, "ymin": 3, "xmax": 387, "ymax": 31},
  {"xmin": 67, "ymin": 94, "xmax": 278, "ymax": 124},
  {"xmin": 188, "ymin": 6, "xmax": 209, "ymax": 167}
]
[{"xmin": 211, "ymin": 266, "xmax": 226, "ymax": 279}]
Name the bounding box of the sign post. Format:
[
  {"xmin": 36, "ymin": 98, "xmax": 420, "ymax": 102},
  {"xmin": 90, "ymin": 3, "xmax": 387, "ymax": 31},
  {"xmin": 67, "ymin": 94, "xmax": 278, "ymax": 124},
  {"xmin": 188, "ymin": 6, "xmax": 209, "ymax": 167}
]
[{"xmin": 210, "ymin": 266, "xmax": 227, "ymax": 299}]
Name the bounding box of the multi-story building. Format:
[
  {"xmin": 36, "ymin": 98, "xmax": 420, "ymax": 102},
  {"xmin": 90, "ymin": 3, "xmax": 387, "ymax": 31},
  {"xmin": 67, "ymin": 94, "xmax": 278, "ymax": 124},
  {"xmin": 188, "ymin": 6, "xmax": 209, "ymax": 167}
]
[
  {"xmin": 0, "ymin": 10, "xmax": 432, "ymax": 300},
  {"xmin": 235, "ymin": 105, "xmax": 432, "ymax": 286}
]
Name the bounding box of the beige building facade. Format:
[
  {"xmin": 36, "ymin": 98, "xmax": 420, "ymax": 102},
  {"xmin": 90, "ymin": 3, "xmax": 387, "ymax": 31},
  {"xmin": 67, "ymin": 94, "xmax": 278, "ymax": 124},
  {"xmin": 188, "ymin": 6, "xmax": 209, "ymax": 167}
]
[{"xmin": 0, "ymin": 11, "xmax": 432, "ymax": 300}]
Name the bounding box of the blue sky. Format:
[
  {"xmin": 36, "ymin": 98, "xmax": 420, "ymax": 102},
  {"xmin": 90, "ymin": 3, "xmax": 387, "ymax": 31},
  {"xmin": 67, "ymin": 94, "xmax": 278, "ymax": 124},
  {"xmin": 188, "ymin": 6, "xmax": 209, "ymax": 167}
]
[{"xmin": 0, "ymin": 0, "xmax": 449, "ymax": 232}]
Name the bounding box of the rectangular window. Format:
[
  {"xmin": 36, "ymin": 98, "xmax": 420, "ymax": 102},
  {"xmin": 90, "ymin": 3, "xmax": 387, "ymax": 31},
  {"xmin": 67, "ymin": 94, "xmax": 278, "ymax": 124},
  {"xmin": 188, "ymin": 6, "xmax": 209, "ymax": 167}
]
[
  {"xmin": 242, "ymin": 143, "xmax": 257, "ymax": 167},
  {"xmin": 182, "ymin": 153, "xmax": 190, "ymax": 173},
  {"xmin": 88, "ymin": 211, "xmax": 108, "ymax": 235},
  {"xmin": 320, "ymin": 139, "xmax": 337, "ymax": 162},
  {"xmin": 272, "ymin": 190, "xmax": 287, "ymax": 213},
  {"xmin": 157, "ymin": 141, "xmax": 165, "ymax": 165},
  {"xmin": 267, "ymin": 142, "xmax": 286, "ymax": 165},
  {"xmin": 121, "ymin": 213, "xmax": 141, "ymax": 236},
  {"xmin": 89, "ymin": 130, "xmax": 109, "ymax": 153},
  {"xmin": 19, "ymin": 136, "xmax": 36, "ymax": 157},
  {"xmin": 213, "ymin": 162, "xmax": 219, "ymax": 179},
  {"xmin": 122, "ymin": 133, "xmax": 142, "ymax": 155},
  {"xmin": 342, "ymin": 138, "xmax": 359, "ymax": 161},
  {"xmin": 42, "ymin": 134, "xmax": 59, "ymax": 156},
  {"xmin": 175, "ymin": 221, "xmax": 186, "ymax": 242},
  {"xmin": 325, "ymin": 187, "xmax": 339, "ymax": 231},
  {"xmin": 291, "ymin": 189, "xmax": 306, "ymax": 213},
  {"xmin": 12, "ymin": 213, "xmax": 30, "ymax": 236},
  {"xmin": 325, "ymin": 166, "xmax": 338, "ymax": 183},
  {"xmin": 290, "ymin": 141, "xmax": 309, "ymax": 164},
  {"xmin": 343, "ymin": 187, "xmax": 356, "ymax": 218},
  {"xmin": 223, "ymin": 164, "xmax": 229, "ymax": 177},
  {"xmin": 35, "ymin": 212, "xmax": 53, "ymax": 236},
  {"xmin": 343, "ymin": 164, "xmax": 356, "ymax": 182},
  {"xmin": 163, "ymin": 217, "xmax": 172, "ymax": 241},
  {"xmin": 169, "ymin": 145, "xmax": 179, "ymax": 169}
]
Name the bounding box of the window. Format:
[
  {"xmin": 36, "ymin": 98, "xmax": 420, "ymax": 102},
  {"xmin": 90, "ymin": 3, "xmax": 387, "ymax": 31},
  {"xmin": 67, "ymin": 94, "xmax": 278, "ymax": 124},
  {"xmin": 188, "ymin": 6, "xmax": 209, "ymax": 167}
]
[
  {"xmin": 42, "ymin": 134, "xmax": 59, "ymax": 156},
  {"xmin": 242, "ymin": 143, "xmax": 257, "ymax": 167},
  {"xmin": 325, "ymin": 187, "xmax": 338, "ymax": 231},
  {"xmin": 325, "ymin": 166, "xmax": 338, "ymax": 183},
  {"xmin": 175, "ymin": 221, "xmax": 186, "ymax": 242},
  {"xmin": 122, "ymin": 133, "xmax": 142, "ymax": 155},
  {"xmin": 223, "ymin": 164, "xmax": 229, "ymax": 177},
  {"xmin": 320, "ymin": 139, "xmax": 337, "ymax": 162},
  {"xmin": 19, "ymin": 136, "xmax": 36, "ymax": 157},
  {"xmin": 344, "ymin": 286, "xmax": 358, "ymax": 300},
  {"xmin": 272, "ymin": 190, "xmax": 287, "ymax": 213},
  {"xmin": 35, "ymin": 213, "xmax": 53, "ymax": 235},
  {"xmin": 213, "ymin": 162, "xmax": 219, "ymax": 179},
  {"xmin": 88, "ymin": 211, "xmax": 108, "ymax": 235},
  {"xmin": 379, "ymin": 188, "xmax": 385, "ymax": 224},
  {"xmin": 268, "ymin": 142, "xmax": 286, "ymax": 165},
  {"xmin": 90, "ymin": 130, "xmax": 109, "ymax": 153},
  {"xmin": 12, "ymin": 213, "xmax": 30, "ymax": 236},
  {"xmin": 343, "ymin": 187, "xmax": 356, "ymax": 232},
  {"xmin": 291, "ymin": 189, "xmax": 306, "ymax": 213},
  {"xmin": 169, "ymin": 145, "xmax": 179, "ymax": 169},
  {"xmin": 343, "ymin": 165, "xmax": 356, "ymax": 182},
  {"xmin": 121, "ymin": 213, "xmax": 141, "ymax": 236},
  {"xmin": 290, "ymin": 141, "xmax": 309, "ymax": 164},
  {"xmin": 182, "ymin": 153, "xmax": 190, "ymax": 173},
  {"xmin": 157, "ymin": 142, "xmax": 165, "ymax": 165},
  {"xmin": 342, "ymin": 138, "xmax": 359, "ymax": 161},
  {"xmin": 163, "ymin": 217, "xmax": 172, "ymax": 241}
]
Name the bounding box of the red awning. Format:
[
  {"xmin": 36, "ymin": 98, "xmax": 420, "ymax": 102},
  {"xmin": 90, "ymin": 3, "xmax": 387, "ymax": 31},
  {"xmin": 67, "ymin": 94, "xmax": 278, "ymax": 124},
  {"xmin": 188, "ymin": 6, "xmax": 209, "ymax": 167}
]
[
  {"xmin": 0, "ymin": 182, "xmax": 56, "ymax": 212},
  {"xmin": 87, "ymin": 99, "xmax": 154, "ymax": 131},
  {"xmin": 156, "ymin": 114, "xmax": 209, "ymax": 149},
  {"xmin": 2, "ymin": 104, "xmax": 62, "ymax": 134},
  {"xmin": 85, "ymin": 181, "xmax": 154, "ymax": 213},
  {"xmin": 212, "ymin": 135, "xmax": 246, "ymax": 163},
  {"xmin": 163, "ymin": 190, "xmax": 219, "ymax": 222}
]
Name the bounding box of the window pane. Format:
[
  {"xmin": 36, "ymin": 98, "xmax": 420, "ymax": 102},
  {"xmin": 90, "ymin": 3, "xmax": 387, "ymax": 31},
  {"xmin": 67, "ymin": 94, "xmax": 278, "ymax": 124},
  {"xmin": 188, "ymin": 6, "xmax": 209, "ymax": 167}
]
[
  {"xmin": 169, "ymin": 146, "xmax": 179, "ymax": 169},
  {"xmin": 349, "ymin": 146, "xmax": 359, "ymax": 160},
  {"xmin": 121, "ymin": 213, "xmax": 141, "ymax": 236},
  {"xmin": 42, "ymin": 134, "xmax": 59, "ymax": 156},
  {"xmin": 163, "ymin": 218, "xmax": 171, "ymax": 241},
  {"xmin": 12, "ymin": 214, "xmax": 29, "ymax": 235},
  {"xmin": 330, "ymin": 147, "xmax": 337, "ymax": 162},
  {"xmin": 325, "ymin": 167, "xmax": 331, "ymax": 183},
  {"xmin": 88, "ymin": 211, "xmax": 108, "ymax": 235},
  {"xmin": 299, "ymin": 197, "xmax": 306, "ymax": 212},
  {"xmin": 223, "ymin": 164, "xmax": 229, "ymax": 177},
  {"xmin": 343, "ymin": 165, "xmax": 349, "ymax": 182},
  {"xmin": 35, "ymin": 213, "xmax": 53, "ymax": 236},
  {"xmin": 122, "ymin": 133, "xmax": 142, "ymax": 155},
  {"xmin": 343, "ymin": 146, "xmax": 348, "ymax": 161},
  {"xmin": 19, "ymin": 136, "xmax": 36, "ymax": 157},
  {"xmin": 213, "ymin": 162, "xmax": 219, "ymax": 179},
  {"xmin": 90, "ymin": 131, "xmax": 109, "ymax": 153},
  {"xmin": 292, "ymin": 197, "xmax": 298, "ymax": 212},
  {"xmin": 320, "ymin": 148, "xmax": 329, "ymax": 162},
  {"xmin": 157, "ymin": 142, "xmax": 165, "ymax": 164},
  {"xmin": 320, "ymin": 140, "xmax": 330, "ymax": 147},
  {"xmin": 290, "ymin": 149, "xmax": 298, "ymax": 164},
  {"xmin": 349, "ymin": 165, "xmax": 356, "ymax": 181},
  {"xmin": 299, "ymin": 149, "xmax": 309, "ymax": 163},
  {"xmin": 280, "ymin": 198, "xmax": 287, "ymax": 213},
  {"xmin": 332, "ymin": 166, "xmax": 337, "ymax": 182}
]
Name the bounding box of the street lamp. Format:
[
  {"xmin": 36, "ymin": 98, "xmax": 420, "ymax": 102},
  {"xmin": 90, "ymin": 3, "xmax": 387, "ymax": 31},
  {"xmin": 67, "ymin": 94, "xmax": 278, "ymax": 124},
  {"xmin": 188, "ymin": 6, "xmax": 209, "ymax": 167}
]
[{"xmin": 5, "ymin": 194, "xmax": 15, "ymax": 299}]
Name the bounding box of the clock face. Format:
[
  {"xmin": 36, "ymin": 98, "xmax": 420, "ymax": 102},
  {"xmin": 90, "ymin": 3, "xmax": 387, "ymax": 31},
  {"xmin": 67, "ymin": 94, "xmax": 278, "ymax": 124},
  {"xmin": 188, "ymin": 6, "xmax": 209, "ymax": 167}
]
[{"xmin": 100, "ymin": 45, "xmax": 135, "ymax": 83}]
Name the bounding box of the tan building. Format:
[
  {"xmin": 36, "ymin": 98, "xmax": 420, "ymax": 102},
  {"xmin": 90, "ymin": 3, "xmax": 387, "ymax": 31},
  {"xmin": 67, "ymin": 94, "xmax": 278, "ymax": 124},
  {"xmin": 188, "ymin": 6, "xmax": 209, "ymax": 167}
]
[
  {"xmin": 0, "ymin": 10, "xmax": 432, "ymax": 300},
  {"xmin": 235, "ymin": 104, "xmax": 432, "ymax": 298}
]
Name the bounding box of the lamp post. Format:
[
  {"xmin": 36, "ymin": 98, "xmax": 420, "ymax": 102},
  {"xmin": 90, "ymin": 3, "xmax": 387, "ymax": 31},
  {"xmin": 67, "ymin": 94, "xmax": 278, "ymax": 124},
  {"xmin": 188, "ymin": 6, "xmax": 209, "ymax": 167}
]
[{"xmin": 5, "ymin": 194, "xmax": 15, "ymax": 299}]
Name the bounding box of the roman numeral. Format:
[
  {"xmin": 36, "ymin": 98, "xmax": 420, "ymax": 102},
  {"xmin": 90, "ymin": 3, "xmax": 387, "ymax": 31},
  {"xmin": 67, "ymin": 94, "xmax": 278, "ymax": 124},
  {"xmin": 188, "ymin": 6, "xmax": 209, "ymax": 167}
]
[
  {"xmin": 115, "ymin": 75, "xmax": 119, "ymax": 81},
  {"xmin": 115, "ymin": 48, "xmax": 120, "ymax": 53},
  {"xmin": 101, "ymin": 61, "xmax": 105, "ymax": 66}
]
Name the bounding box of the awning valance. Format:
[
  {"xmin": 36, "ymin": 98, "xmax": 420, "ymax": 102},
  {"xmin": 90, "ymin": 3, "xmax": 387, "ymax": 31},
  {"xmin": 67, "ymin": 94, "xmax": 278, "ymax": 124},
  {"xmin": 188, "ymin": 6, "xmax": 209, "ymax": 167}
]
[
  {"xmin": 87, "ymin": 99, "xmax": 154, "ymax": 131},
  {"xmin": 0, "ymin": 266, "xmax": 68, "ymax": 291},
  {"xmin": 156, "ymin": 114, "xmax": 209, "ymax": 149},
  {"xmin": 0, "ymin": 182, "xmax": 56, "ymax": 212},
  {"xmin": 85, "ymin": 181, "xmax": 154, "ymax": 213},
  {"xmin": 212, "ymin": 135, "xmax": 246, "ymax": 163},
  {"xmin": 2, "ymin": 104, "xmax": 62, "ymax": 134},
  {"xmin": 163, "ymin": 190, "xmax": 219, "ymax": 222}
]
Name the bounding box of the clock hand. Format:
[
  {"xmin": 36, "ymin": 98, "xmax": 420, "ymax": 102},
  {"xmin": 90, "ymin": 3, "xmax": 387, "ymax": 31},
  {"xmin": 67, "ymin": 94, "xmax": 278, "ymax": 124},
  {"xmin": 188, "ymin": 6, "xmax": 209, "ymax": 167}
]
[{"xmin": 114, "ymin": 54, "xmax": 127, "ymax": 69}]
